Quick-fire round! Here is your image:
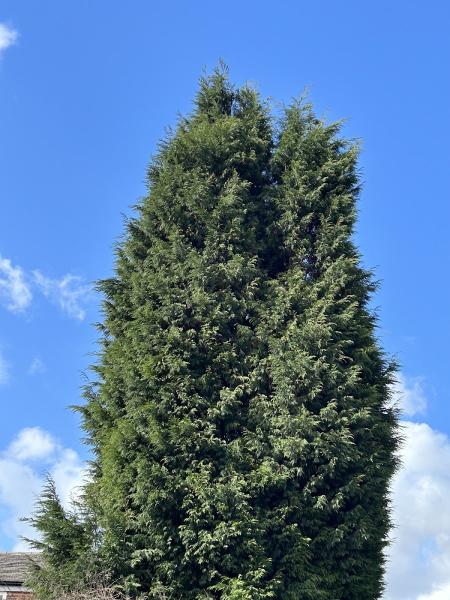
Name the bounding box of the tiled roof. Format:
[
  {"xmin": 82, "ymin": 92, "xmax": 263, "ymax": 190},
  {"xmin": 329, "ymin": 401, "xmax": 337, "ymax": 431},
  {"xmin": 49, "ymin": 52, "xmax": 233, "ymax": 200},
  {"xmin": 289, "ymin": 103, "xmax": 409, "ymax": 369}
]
[{"xmin": 0, "ymin": 552, "xmax": 42, "ymax": 585}]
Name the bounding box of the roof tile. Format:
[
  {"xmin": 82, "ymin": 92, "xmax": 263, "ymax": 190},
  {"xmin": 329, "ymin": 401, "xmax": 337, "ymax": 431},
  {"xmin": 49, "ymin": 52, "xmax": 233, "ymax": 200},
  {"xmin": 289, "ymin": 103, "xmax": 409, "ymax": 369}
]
[{"xmin": 0, "ymin": 553, "xmax": 43, "ymax": 584}]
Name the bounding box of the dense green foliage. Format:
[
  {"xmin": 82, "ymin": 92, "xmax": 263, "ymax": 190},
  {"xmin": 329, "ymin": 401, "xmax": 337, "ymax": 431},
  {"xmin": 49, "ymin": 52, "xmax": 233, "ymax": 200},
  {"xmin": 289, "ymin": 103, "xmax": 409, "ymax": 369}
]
[
  {"xmin": 24, "ymin": 477, "xmax": 99, "ymax": 597},
  {"xmin": 30, "ymin": 67, "xmax": 398, "ymax": 600}
]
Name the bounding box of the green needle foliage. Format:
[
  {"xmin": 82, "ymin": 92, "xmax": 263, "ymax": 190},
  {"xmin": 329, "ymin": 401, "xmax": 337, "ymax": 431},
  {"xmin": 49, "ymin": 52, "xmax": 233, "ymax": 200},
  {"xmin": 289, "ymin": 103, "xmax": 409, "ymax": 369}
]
[{"xmin": 30, "ymin": 66, "xmax": 398, "ymax": 600}]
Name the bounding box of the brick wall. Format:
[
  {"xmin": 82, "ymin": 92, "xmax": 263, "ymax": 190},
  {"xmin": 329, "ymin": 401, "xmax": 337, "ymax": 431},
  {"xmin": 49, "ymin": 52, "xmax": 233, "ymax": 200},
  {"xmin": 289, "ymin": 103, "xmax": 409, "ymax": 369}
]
[{"xmin": 5, "ymin": 593, "xmax": 33, "ymax": 599}]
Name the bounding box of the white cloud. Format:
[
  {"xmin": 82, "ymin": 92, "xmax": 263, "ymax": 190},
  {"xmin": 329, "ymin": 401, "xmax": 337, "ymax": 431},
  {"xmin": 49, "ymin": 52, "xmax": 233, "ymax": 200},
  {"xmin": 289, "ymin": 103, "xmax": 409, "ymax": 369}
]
[
  {"xmin": 418, "ymin": 583, "xmax": 450, "ymax": 600},
  {"xmin": 0, "ymin": 349, "xmax": 9, "ymax": 384},
  {"xmin": 0, "ymin": 459, "xmax": 42, "ymax": 548},
  {"xmin": 33, "ymin": 271, "xmax": 91, "ymax": 321},
  {"xmin": 0, "ymin": 23, "xmax": 17, "ymax": 58},
  {"xmin": 0, "ymin": 255, "xmax": 32, "ymax": 313},
  {"xmin": 390, "ymin": 372, "xmax": 427, "ymax": 417},
  {"xmin": 0, "ymin": 253, "xmax": 93, "ymax": 320},
  {"xmin": 384, "ymin": 420, "xmax": 450, "ymax": 600},
  {"xmin": 8, "ymin": 427, "xmax": 56, "ymax": 461},
  {"xmin": 28, "ymin": 357, "xmax": 45, "ymax": 375},
  {"xmin": 0, "ymin": 427, "xmax": 86, "ymax": 551},
  {"xmin": 51, "ymin": 448, "xmax": 86, "ymax": 507}
]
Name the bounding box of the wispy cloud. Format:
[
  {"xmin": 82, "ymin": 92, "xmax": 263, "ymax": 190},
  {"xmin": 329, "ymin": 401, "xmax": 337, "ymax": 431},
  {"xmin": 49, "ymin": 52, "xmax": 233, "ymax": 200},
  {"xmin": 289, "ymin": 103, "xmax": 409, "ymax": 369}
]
[
  {"xmin": 0, "ymin": 23, "xmax": 17, "ymax": 58},
  {"xmin": 418, "ymin": 583, "xmax": 450, "ymax": 600},
  {"xmin": 0, "ymin": 349, "xmax": 9, "ymax": 385},
  {"xmin": 28, "ymin": 357, "xmax": 45, "ymax": 376},
  {"xmin": 390, "ymin": 372, "xmax": 427, "ymax": 417},
  {"xmin": 0, "ymin": 427, "xmax": 86, "ymax": 551},
  {"xmin": 33, "ymin": 271, "xmax": 92, "ymax": 321},
  {"xmin": 384, "ymin": 374, "xmax": 450, "ymax": 600},
  {"xmin": 0, "ymin": 255, "xmax": 32, "ymax": 313},
  {"xmin": 0, "ymin": 252, "xmax": 93, "ymax": 321}
]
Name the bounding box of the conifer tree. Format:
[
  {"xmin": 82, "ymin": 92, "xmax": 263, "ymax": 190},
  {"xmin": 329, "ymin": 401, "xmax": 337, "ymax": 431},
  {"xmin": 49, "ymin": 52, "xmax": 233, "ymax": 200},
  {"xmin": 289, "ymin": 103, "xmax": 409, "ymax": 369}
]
[
  {"xmin": 30, "ymin": 67, "xmax": 398, "ymax": 600},
  {"xmin": 258, "ymin": 103, "xmax": 398, "ymax": 598},
  {"xmin": 24, "ymin": 477, "xmax": 99, "ymax": 597}
]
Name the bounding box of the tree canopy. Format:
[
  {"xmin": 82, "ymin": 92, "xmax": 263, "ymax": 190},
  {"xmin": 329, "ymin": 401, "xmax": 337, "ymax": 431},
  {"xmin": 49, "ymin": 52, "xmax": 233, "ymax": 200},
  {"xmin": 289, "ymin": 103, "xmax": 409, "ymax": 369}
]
[{"xmin": 30, "ymin": 66, "xmax": 398, "ymax": 600}]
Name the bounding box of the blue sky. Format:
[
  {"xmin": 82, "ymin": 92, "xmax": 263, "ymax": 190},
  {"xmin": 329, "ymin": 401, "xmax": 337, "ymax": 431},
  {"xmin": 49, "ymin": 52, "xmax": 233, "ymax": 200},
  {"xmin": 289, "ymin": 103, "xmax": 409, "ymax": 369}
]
[{"xmin": 0, "ymin": 2, "xmax": 449, "ymax": 599}]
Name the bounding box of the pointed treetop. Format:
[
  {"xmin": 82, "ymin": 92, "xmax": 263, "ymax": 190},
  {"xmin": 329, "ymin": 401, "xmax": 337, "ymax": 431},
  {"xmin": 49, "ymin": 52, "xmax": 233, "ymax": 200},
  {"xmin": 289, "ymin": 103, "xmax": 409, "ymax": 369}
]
[{"xmin": 195, "ymin": 62, "xmax": 235, "ymax": 119}]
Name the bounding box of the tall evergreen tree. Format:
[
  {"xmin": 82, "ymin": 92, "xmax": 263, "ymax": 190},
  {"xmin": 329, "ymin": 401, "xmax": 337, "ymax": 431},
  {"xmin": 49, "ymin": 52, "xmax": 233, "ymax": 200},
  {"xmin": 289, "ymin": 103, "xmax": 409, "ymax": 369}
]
[
  {"xmin": 259, "ymin": 103, "xmax": 398, "ymax": 598},
  {"xmin": 30, "ymin": 67, "xmax": 398, "ymax": 600}
]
